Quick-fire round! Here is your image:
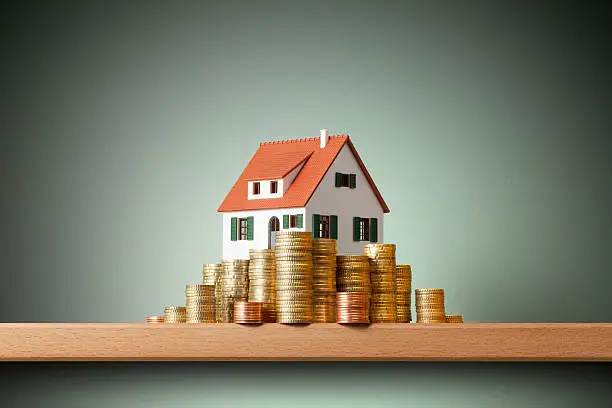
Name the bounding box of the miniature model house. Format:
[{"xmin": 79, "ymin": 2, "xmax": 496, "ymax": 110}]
[{"xmin": 218, "ymin": 130, "xmax": 390, "ymax": 260}]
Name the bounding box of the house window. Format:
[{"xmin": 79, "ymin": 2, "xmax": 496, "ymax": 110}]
[
  {"xmin": 335, "ymin": 172, "xmax": 356, "ymax": 189},
  {"xmin": 239, "ymin": 218, "xmax": 248, "ymax": 240},
  {"xmin": 340, "ymin": 174, "xmax": 349, "ymax": 187},
  {"xmin": 252, "ymin": 182, "xmax": 260, "ymax": 195},
  {"xmin": 319, "ymin": 215, "xmax": 330, "ymax": 238},
  {"xmin": 270, "ymin": 181, "xmax": 278, "ymax": 194},
  {"xmin": 353, "ymin": 217, "xmax": 377, "ymax": 242},
  {"xmin": 312, "ymin": 214, "xmax": 338, "ymax": 239},
  {"xmin": 359, "ymin": 218, "xmax": 370, "ymax": 241},
  {"xmin": 283, "ymin": 214, "xmax": 303, "ymax": 229}
]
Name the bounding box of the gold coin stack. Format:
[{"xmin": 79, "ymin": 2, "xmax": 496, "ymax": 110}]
[
  {"xmin": 185, "ymin": 284, "xmax": 215, "ymax": 323},
  {"xmin": 164, "ymin": 305, "xmax": 186, "ymax": 323},
  {"xmin": 248, "ymin": 249, "xmax": 277, "ymax": 322},
  {"xmin": 220, "ymin": 259, "xmax": 250, "ymax": 322},
  {"xmin": 146, "ymin": 315, "xmax": 165, "ymax": 323},
  {"xmin": 202, "ymin": 263, "xmax": 223, "ymax": 323},
  {"xmin": 364, "ymin": 244, "xmax": 397, "ymax": 323},
  {"xmin": 445, "ymin": 314, "xmax": 464, "ymax": 323},
  {"xmin": 275, "ymin": 231, "xmax": 313, "ymax": 324},
  {"xmin": 363, "ymin": 244, "xmax": 397, "ymax": 323},
  {"xmin": 234, "ymin": 301, "xmax": 264, "ymax": 324},
  {"xmin": 336, "ymin": 255, "xmax": 371, "ymax": 320},
  {"xmin": 336, "ymin": 292, "xmax": 369, "ymax": 324},
  {"xmin": 415, "ymin": 288, "xmax": 446, "ymax": 323},
  {"xmin": 312, "ymin": 238, "xmax": 337, "ymax": 323},
  {"xmin": 395, "ymin": 264, "xmax": 412, "ymax": 323}
]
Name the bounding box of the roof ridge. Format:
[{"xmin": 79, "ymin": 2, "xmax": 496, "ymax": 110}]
[{"xmin": 259, "ymin": 134, "xmax": 348, "ymax": 146}]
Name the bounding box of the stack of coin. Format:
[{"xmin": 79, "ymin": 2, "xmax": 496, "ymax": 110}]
[
  {"xmin": 234, "ymin": 301, "xmax": 264, "ymax": 324},
  {"xmin": 415, "ymin": 288, "xmax": 446, "ymax": 323},
  {"xmin": 248, "ymin": 249, "xmax": 277, "ymax": 322},
  {"xmin": 202, "ymin": 263, "xmax": 223, "ymax": 323},
  {"xmin": 275, "ymin": 231, "xmax": 313, "ymax": 324},
  {"xmin": 336, "ymin": 292, "xmax": 369, "ymax": 324},
  {"xmin": 185, "ymin": 284, "xmax": 215, "ymax": 323},
  {"xmin": 312, "ymin": 238, "xmax": 337, "ymax": 323},
  {"xmin": 395, "ymin": 264, "xmax": 412, "ymax": 323},
  {"xmin": 146, "ymin": 315, "xmax": 165, "ymax": 323},
  {"xmin": 220, "ymin": 259, "xmax": 250, "ymax": 322},
  {"xmin": 164, "ymin": 305, "xmax": 186, "ymax": 323},
  {"xmin": 364, "ymin": 244, "xmax": 397, "ymax": 323},
  {"xmin": 445, "ymin": 314, "xmax": 464, "ymax": 323},
  {"xmin": 336, "ymin": 255, "xmax": 371, "ymax": 320}
]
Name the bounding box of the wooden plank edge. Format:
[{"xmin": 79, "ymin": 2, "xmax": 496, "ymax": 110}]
[{"xmin": 1, "ymin": 323, "xmax": 611, "ymax": 362}]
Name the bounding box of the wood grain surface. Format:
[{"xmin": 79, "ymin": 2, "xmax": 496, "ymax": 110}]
[{"xmin": 0, "ymin": 323, "xmax": 610, "ymax": 361}]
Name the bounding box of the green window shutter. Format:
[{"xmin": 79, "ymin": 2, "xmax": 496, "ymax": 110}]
[
  {"xmin": 296, "ymin": 214, "xmax": 303, "ymax": 228},
  {"xmin": 353, "ymin": 217, "xmax": 361, "ymax": 241},
  {"xmin": 283, "ymin": 214, "xmax": 289, "ymax": 229},
  {"xmin": 370, "ymin": 218, "xmax": 378, "ymax": 243},
  {"xmin": 349, "ymin": 174, "xmax": 356, "ymax": 189},
  {"xmin": 246, "ymin": 216, "xmax": 254, "ymax": 240},
  {"xmin": 330, "ymin": 215, "xmax": 338, "ymax": 240},
  {"xmin": 312, "ymin": 214, "xmax": 320, "ymax": 238},
  {"xmin": 335, "ymin": 172, "xmax": 343, "ymax": 187},
  {"xmin": 230, "ymin": 217, "xmax": 238, "ymax": 241}
]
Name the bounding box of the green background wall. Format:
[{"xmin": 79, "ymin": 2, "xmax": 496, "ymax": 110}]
[{"xmin": 1, "ymin": 1, "xmax": 611, "ymax": 406}]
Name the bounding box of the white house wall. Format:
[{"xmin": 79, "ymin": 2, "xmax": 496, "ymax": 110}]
[
  {"xmin": 305, "ymin": 144, "xmax": 384, "ymax": 254},
  {"xmin": 222, "ymin": 207, "xmax": 306, "ymax": 260}
]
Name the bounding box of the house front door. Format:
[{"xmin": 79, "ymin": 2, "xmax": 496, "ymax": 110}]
[{"xmin": 268, "ymin": 216, "xmax": 280, "ymax": 249}]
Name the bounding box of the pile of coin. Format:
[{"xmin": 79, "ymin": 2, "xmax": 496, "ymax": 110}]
[
  {"xmin": 220, "ymin": 259, "xmax": 250, "ymax": 322},
  {"xmin": 364, "ymin": 244, "xmax": 397, "ymax": 322},
  {"xmin": 202, "ymin": 263, "xmax": 223, "ymax": 323},
  {"xmin": 415, "ymin": 288, "xmax": 446, "ymax": 323},
  {"xmin": 336, "ymin": 255, "xmax": 371, "ymax": 292},
  {"xmin": 336, "ymin": 292, "xmax": 369, "ymax": 324},
  {"xmin": 312, "ymin": 238, "xmax": 337, "ymax": 323},
  {"xmin": 146, "ymin": 315, "xmax": 165, "ymax": 323},
  {"xmin": 164, "ymin": 305, "xmax": 186, "ymax": 323},
  {"xmin": 247, "ymin": 249, "xmax": 277, "ymax": 322},
  {"xmin": 395, "ymin": 264, "xmax": 412, "ymax": 323},
  {"xmin": 185, "ymin": 284, "xmax": 215, "ymax": 323},
  {"xmin": 445, "ymin": 314, "xmax": 464, "ymax": 323},
  {"xmin": 234, "ymin": 301, "xmax": 264, "ymax": 324},
  {"xmin": 275, "ymin": 231, "xmax": 313, "ymax": 324}
]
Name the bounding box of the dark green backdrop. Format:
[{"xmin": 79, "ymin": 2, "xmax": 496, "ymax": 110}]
[{"xmin": 1, "ymin": 1, "xmax": 611, "ymax": 406}]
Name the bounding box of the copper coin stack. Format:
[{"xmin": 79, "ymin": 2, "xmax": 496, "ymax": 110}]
[
  {"xmin": 202, "ymin": 263, "xmax": 223, "ymax": 323},
  {"xmin": 185, "ymin": 284, "xmax": 215, "ymax": 323},
  {"xmin": 415, "ymin": 288, "xmax": 446, "ymax": 323},
  {"xmin": 275, "ymin": 231, "xmax": 313, "ymax": 324},
  {"xmin": 312, "ymin": 238, "xmax": 337, "ymax": 323},
  {"xmin": 220, "ymin": 259, "xmax": 250, "ymax": 322},
  {"xmin": 336, "ymin": 255, "xmax": 371, "ymax": 320},
  {"xmin": 336, "ymin": 292, "xmax": 369, "ymax": 324},
  {"xmin": 445, "ymin": 314, "xmax": 464, "ymax": 323},
  {"xmin": 395, "ymin": 264, "xmax": 412, "ymax": 323},
  {"xmin": 146, "ymin": 315, "xmax": 165, "ymax": 323},
  {"xmin": 164, "ymin": 305, "xmax": 187, "ymax": 323},
  {"xmin": 234, "ymin": 301, "xmax": 264, "ymax": 324},
  {"xmin": 248, "ymin": 249, "xmax": 277, "ymax": 322},
  {"xmin": 364, "ymin": 244, "xmax": 397, "ymax": 323}
]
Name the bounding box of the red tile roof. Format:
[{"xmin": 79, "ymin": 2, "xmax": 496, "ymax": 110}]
[{"xmin": 217, "ymin": 135, "xmax": 390, "ymax": 213}]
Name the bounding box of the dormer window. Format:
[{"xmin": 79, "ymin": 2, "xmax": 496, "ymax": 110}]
[
  {"xmin": 270, "ymin": 181, "xmax": 278, "ymax": 194},
  {"xmin": 253, "ymin": 182, "xmax": 260, "ymax": 195}
]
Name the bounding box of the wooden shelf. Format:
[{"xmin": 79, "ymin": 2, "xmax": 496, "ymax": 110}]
[{"xmin": 1, "ymin": 323, "xmax": 610, "ymax": 361}]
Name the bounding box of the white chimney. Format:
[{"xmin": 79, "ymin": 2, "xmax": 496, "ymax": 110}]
[{"xmin": 320, "ymin": 128, "xmax": 329, "ymax": 148}]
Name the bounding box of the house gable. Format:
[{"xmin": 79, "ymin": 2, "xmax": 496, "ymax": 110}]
[{"xmin": 217, "ymin": 134, "xmax": 389, "ymax": 213}]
